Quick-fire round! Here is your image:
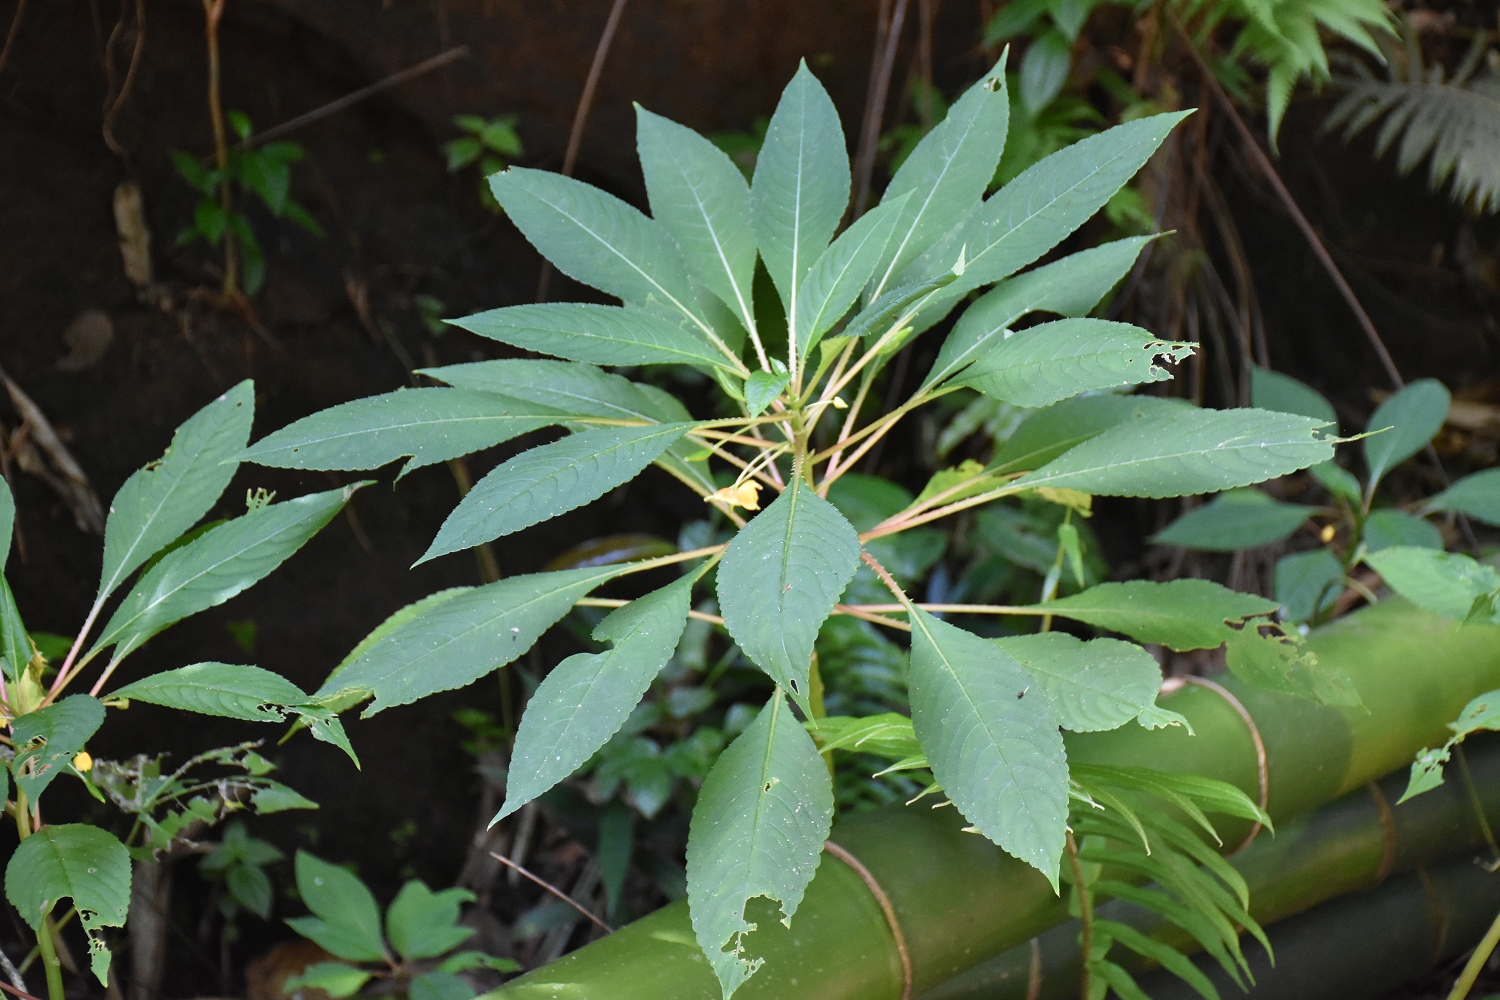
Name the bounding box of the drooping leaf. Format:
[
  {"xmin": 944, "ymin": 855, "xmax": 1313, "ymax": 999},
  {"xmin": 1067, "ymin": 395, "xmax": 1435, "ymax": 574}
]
[
  {"xmin": 1152, "ymin": 489, "xmax": 1317, "ymax": 551},
  {"xmin": 286, "ymin": 852, "xmax": 386, "ymax": 963},
  {"xmin": 91, "ymin": 485, "xmax": 358, "ymax": 664},
  {"xmin": 385, "ymin": 880, "xmax": 476, "ymax": 961},
  {"xmin": 717, "ymin": 475, "xmax": 861, "ymax": 710},
  {"xmin": 807, "ymin": 712, "xmax": 922, "ymax": 759},
  {"xmin": 4, "ymin": 824, "xmax": 130, "ymax": 984},
  {"xmin": 924, "ymin": 236, "xmax": 1154, "ymax": 389},
  {"xmin": 1364, "ymin": 379, "xmax": 1450, "ymax": 490},
  {"xmin": 1250, "ymin": 366, "xmax": 1337, "ymax": 430},
  {"xmin": 989, "ymin": 394, "xmax": 1193, "ymax": 475},
  {"xmin": 751, "ymin": 62, "xmax": 850, "ymax": 317},
  {"xmin": 420, "ymin": 423, "xmax": 693, "ymax": 562},
  {"xmin": 636, "ymin": 105, "xmax": 758, "ymax": 332},
  {"xmin": 111, "ymin": 662, "xmax": 308, "ymax": 722},
  {"xmin": 226, "ymin": 864, "xmax": 275, "ymax": 919},
  {"xmin": 871, "ymin": 60, "xmax": 1010, "ymax": 297},
  {"xmin": 1274, "ymin": 548, "xmax": 1345, "ymax": 623},
  {"xmin": 1095, "ymin": 918, "xmax": 1224, "ymax": 1000},
  {"xmin": 11, "ymin": 695, "xmax": 105, "ymax": 802},
  {"xmin": 956, "ymin": 318, "xmax": 1191, "ymax": 407},
  {"xmin": 907, "ymin": 608, "xmax": 1067, "ymax": 886},
  {"xmin": 1036, "ymin": 579, "xmax": 1280, "ymax": 651},
  {"xmin": 1011, "ymin": 408, "xmax": 1333, "ymax": 498},
  {"xmin": 1425, "ymin": 468, "xmax": 1500, "ymax": 527},
  {"xmin": 241, "ymin": 389, "xmax": 566, "ymax": 479},
  {"xmin": 1311, "ymin": 461, "xmax": 1364, "ymax": 505},
  {"xmin": 0, "ymin": 574, "xmax": 31, "ymax": 682},
  {"xmin": 498, "ymin": 573, "xmax": 696, "ymax": 822},
  {"xmin": 100, "ymin": 381, "xmax": 254, "ymax": 600},
  {"xmin": 685, "ymin": 691, "xmax": 833, "ymax": 999},
  {"xmin": 993, "ymin": 632, "xmax": 1164, "ymax": 733},
  {"xmin": 1366, "ymin": 546, "xmax": 1500, "ymax": 622},
  {"xmin": 792, "ymin": 194, "xmax": 907, "ymax": 358},
  {"xmin": 488, "ymin": 167, "xmax": 725, "ymax": 353},
  {"xmin": 319, "ymin": 563, "xmax": 634, "ymax": 714},
  {"xmin": 0, "ymin": 475, "xmax": 12, "ymax": 571},
  {"xmin": 449, "ymin": 303, "xmax": 731, "ymax": 370},
  {"xmin": 1020, "ymin": 29, "xmax": 1072, "ymax": 114},
  {"xmin": 1363, "ymin": 509, "xmax": 1443, "ymax": 552}
]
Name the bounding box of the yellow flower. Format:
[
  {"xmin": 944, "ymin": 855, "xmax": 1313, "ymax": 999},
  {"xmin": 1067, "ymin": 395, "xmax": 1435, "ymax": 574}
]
[
  {"xmin": 708, "ymin": 480, "xmax": 763, "ymax": 511},
  {"xmin": 72, "ymin": 751, "xmax": 93, "ymax": 772}
]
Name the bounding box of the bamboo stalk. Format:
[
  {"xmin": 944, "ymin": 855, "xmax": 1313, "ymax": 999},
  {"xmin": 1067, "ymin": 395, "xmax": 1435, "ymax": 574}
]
[{"xmin": 480, "ymin": 600, "xmax": 1500, "ymax": 1000}]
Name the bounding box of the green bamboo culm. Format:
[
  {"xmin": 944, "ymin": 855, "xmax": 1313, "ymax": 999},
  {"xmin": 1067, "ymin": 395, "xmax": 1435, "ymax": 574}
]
[{"xmin": 480, "ymin": 599, "xmax": 1500, "ymax": 1000}]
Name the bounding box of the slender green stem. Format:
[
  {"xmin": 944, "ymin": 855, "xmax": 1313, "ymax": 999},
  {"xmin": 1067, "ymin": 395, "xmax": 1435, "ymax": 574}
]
[
  {"xmin": 34, "ymin": 919, "xmax": 62, "ymax": 1000},
  {"xmin": 1447, "ymin": 904, "xmax": 1500, "ymax": 1000},
  {"xmin": 1065, "ymin": 830, "xmax": 1092, "ymax": 1000}
]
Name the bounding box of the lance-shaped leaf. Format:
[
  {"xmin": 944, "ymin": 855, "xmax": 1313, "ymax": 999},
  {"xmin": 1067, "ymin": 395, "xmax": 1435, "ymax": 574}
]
[
  {"xmin": 685, "ymin": 691, "xmax": 833, "ymax": 999},
  {"xmin": 1363, "ymin": 509, "xmax": 1443, "ymax": 552},
  {"xmin": 448, "ymin": 303, "xmax": 731, "ymax": 370},
  {"xmin": 989, "ymin": 394, "xmax": 1193, "ymax": 476},
  {"xmin": 0, "ymin": 475, "xmax": 12, "ymax": 571},
  {"xmin": 1366, "ymin": 546, "xmax": 1500, "ymax": 623},
  {"xmin": 636, "ymin": 106, "xmax": 758, "ymax": 332},
  {"xmin": 488, "ymin": 168, "xmax": 722, "ymax": 351},
  {"xmin": 956, "ymin": 318, "xmax": 1191, "ymax": 407},
  {"xmin": 870, "ymin": 60, "xmax": 1010, "ymax": 298},
  {"xmin": 924, "ymin": 236, "xmax": 1154, "ymax": 389},
  {"xmin": 287, "ymin": 851, "xmax": 386, "ymax": 962},
  {"xmin": 1364, "ymin": 378, "xmax": 1450, "ymax": 491},
  {"xmin": 91, "ymin": 485, "xmax": 358, "ymax": 664},
  {"xmin": 1011, "ymin": 408, "xmax": 1333, "ymax": 498},
  {"xmin": 1152, "ymin": 488, "xmax": 1318, "ymax": 551},
  {"xmin": 907, "ymin": 609, "xmax": 1067, "ymax": 886},
  {"xmin": 242, "ymin": 388, "xmax": 566, "ymax": 478},
  {"xmin": 0, "ymin": 574, "xmax": 31, "ymax": 682},
  {"xmin": 1275, "ymin": 548, "xmax": 1345, "ymax": 624},
  {"xmin": 5, "ymin": 824, "xmax": 130, "ymax": 984},
  {"xmin": 1425, "ymin": 468, "xmax": 1500, "ymax": 527},
  {"xmin": 717, "ymin": 475, "xmax": 860, "ymax": 710},
  {"xmin": 792, "ymin": 193, "xmax": 907, "ymax": 358},
  {"xmin": 1250, "ymin": 366, "xmax": 1337, "ymax": 427},
  {"xmin": 12, "ymin": 695, "xmax": 105, "ymax": 802},
  {"xmin": 112, "ymin": 662, "xmax": 308, "ymax": 722},
  {"xmin": 498, "ymin": 573, "xmax": 697, "ymax": 822},
  {"xmin": 100, "ymin": 380, "xmax": 253, "ymax": 600},
  {"xmin": 421, "ymin": 360, "xmax": 714, "ymax": 495},
  {"xmin": 994, "ymin": 632, "xmax": 1165, "ymax": 733},
  {"xmin": 897, "ymin": 112, "xmax": 1191, "ymax": 331},
  {"xmin": 751, "ymin": 61, "xmax": 850, "ymax": 322},
  {"xmin": 319, "ymin": 563, "xmax": 634, "ymax": 714},
  {"xmin": 1034, "ymin": 580, "xmax": 1280, "ymax": 651},
  {"xmin": 420, "ymin": 422, "xmax": 694, "ymax": 563}
]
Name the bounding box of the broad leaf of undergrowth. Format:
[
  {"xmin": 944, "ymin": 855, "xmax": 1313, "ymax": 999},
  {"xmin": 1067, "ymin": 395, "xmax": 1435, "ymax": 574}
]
[
  {"xmin": 907, "ymin": 608, "xmax": 1067, "ymax": 886},
  {"xmin": 100, "ymin": 380, "xmax": 253, "ymax": 601},
  {"xmin": 718, "ymin": 475, "xmax": 861, "ymax": 711},
  {"xmin": 924, "ymin": 236, "xmax": 1154, "ymax": 389},
  {"xmin": 750, "ymin": 61, "xmax": 850, "ymax": 333},
  {"xmin": 243, "ymin": 388, "xmax": 568, "ymax": 479},
  {"xmin": 420, "ymin": 422, "xmax": 694, "ymax": 562},
  {"xmin": 320, "ymin": 563, "xmax": 636, "ymax": 714},
  {"xmin": 636, "ymin": 105, "xmax": 758, "ymax": 333},
  {"xmin": 1037, "ymin": 580, "xmax": 1280, "ymax": 651},
  {"xmin": 1363, "ymin": 509, "xmax": 1443, "ymax": 552},
  {"xmin": 1152, "ymin": 489, "xmax": 1317, "ymax": 551},
  {"xmin": 385, "ymin": 880, "xmax": 476, "ymax": 961},
  {"xmin": 498, "ymin": 572, "xmax": 697, "ymax": 822},
  {"xmin": 1274, "ymin": 548, "xmax": 1345, "ymax": 624},
  {"xmin": 1363, "ymin": 378, "xmax": 1450, "ymax": 491},
  {"xmin": 955, "ymin": 318, "xmax": 1191, "ymax": 407},
  {"xmin": 11, "ymin": 695, "xmax": 105, "ymax": 802},
  {"xmin": 1250, "ymin": 366, "xmax": 1336, "ymax": 427},
  {"xmin": 1012, "ymin": 407, "xmax": 1333, "ymax": 497},
  {"xmin": 993, "ymin": 632, "xmax": 1166, "ymax": 732},
  {"xmin": 450, "ymin": 303, "xmax": 731, "ymax": 370},
  {"xmin": 287, "ymin": 851, "xmax": 386, "ymax": 963},
  {"xmin": 91, "ymin": 485, "xmax": 359, "ymax": 664},
  {"xmin": 685, "ymin": 691, "xmax": 833, "ymax": 999},
  {"xmin": 4, "ymin": 824, "xmax": 130, "ymax": 984},
  {"xmin": 1425, "ymin": 468, "xmax": 1500, "ymax": 527},
  {"xmin": 1366, "ymin": 546, "xmax": 1500, "ymax": 623}
]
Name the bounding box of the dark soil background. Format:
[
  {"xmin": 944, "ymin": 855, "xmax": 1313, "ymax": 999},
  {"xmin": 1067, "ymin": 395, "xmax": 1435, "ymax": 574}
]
[{"xmin": 1, "ymin": 1, "xmax": 1497, "ymax": 996}]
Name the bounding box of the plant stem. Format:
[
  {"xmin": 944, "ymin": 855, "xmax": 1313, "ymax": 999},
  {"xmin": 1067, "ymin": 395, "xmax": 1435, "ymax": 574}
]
[
  {"xmin": 30, "ymin": 930, "xmax": 59, "ymax": 1000},
  {"xmin": 1447, "ymin": 904, "xmax": 1500, "ymax": 1000},
  {"xmin": 202, "ymin": 0, "xmax": 236, "ymax": 301},
  {"xmin": 1064, "ymin": 830, "xmax": 1092, "ymax": 1000}
]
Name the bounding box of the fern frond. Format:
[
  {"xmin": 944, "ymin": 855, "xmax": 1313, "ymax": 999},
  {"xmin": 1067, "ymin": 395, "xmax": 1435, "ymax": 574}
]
[{"xmin": 1325, "ymin": 62, "xmax": 1500, "ymax": 214}]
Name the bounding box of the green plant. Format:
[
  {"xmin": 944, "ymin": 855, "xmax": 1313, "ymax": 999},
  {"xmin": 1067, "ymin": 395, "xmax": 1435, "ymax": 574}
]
[
  {"xmin": 282, "ymin": 852, "xmax": 518, "ymax": 999},
  {"xmin": 445, "ymin": 114, "xmax": 524, "ymax": 212},
  {"xmin": 242, "ymin": 58, "xmax": 1363, "ymax": 998},
  {"xmin": 0, "ymin": 383, "xmax": 359, "ymax": 1000},
  {"xmin": 199, "ymin": 819, "xmax": 284, "ymax": 922},
  {"xmin": 1324, "ymin": 17, "xmax": 1500, "ymax": 215},
  {"xmin": 172, "ymin": 112, "xmax": 322, "ymax": 297}
]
